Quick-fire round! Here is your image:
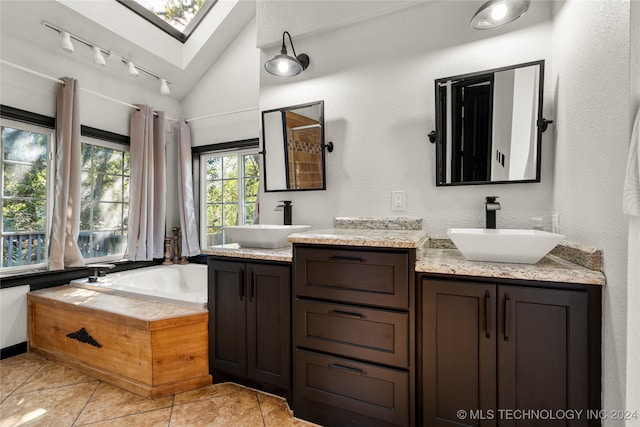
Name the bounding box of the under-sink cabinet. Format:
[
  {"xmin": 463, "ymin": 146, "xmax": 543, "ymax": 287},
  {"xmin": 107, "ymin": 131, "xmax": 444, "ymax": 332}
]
[
  {"xmin": 292, "ymin": 244, "xmax": 416, "ymax": 427},
  {"xmin": 420, "ymin": 276, "xmax": 602, "ymax": 427},
  {"xmin": 207, "ymin": 258, "xmax": 291, "ymax": 393}
]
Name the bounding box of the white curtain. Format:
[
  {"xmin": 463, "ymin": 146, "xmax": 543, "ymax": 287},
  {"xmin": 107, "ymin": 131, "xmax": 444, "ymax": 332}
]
[
  {"xmin": 177, "ymin": 120, "xmax": 201, "ymax": 256},
  {"xmin": 49, "ymin": 77, "xmax": 84, "ymax": 270},
  {"xmin": 125, "ymin": 106, "xmax": 166, "ymax": 261}
]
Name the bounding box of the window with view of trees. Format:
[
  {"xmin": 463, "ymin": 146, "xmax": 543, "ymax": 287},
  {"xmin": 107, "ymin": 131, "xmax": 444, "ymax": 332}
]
[
  {"xmin": 79, "ymin": 139, "xmax": 129, "ymax": 261},
  {"xmin": 202, "ymin": 151, "xmax": 259, "ymax": 246},
  {"xmin": 1, "ymin": 121, "xmax": 53, "ymax": 270}
]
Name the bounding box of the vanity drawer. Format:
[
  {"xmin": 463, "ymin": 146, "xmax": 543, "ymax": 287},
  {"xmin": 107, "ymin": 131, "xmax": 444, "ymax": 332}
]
[
  {"xmin": 294, "ymin": 246, "xmax": 409, "ymax": 309},
  {"xmin": 295, "ymin": 349, "xmax": 409, "ymax": 426},
  {"xmin": 294, "ymin": 299, "xmax": 409, "ymax": 368}
]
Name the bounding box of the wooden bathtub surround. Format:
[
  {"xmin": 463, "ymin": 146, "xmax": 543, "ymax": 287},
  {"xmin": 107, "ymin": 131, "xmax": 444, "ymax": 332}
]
[{"xmin": 28, "ymin": 286, "xmax": 211, "ymax": 398}]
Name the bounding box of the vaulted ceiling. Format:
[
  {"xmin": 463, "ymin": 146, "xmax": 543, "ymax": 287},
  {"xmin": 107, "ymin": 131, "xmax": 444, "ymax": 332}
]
[{"xmin": 0, "ymin": 0, "xmax": 256, "ymax": 100}]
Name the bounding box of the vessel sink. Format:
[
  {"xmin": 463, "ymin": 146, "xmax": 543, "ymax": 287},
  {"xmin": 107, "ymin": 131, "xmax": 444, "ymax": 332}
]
[
  {"xmin": 224, "ymin": 224, "xmax": 311, "ymax": 249},
  {"xmin": 446, "ymin": 228, "xmax": 566, "ymax": 264}
]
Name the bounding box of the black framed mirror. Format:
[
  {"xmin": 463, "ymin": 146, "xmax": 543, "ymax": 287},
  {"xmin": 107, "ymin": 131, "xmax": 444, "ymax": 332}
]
[
  {"xmin": 434, "ymin": 60, "xmax": 547, "ymax": 186},
  {"xmin": 261, "ymin": 101, "xmax": 327, "ymax": 192}
]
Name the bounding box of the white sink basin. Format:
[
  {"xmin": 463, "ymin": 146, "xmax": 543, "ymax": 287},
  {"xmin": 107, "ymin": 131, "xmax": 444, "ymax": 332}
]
[
  {"xmin": 225, "ymin": 224, "xmax": 311, "ymax": 249},
  {"xmin": 447, "ymin": 228, "xmax": 566, "ymax": 264}
]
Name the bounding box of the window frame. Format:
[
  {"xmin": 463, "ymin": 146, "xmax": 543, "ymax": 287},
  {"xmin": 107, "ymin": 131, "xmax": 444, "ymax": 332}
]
[
  {"xmin": 199, "ymin": 148, "xmax": 260, "ymax": 247},
  {"xmin": 0, "ymin": 118, "xmax": 55, "ymax": 274},
  {"xmin": 79, "ymin": 136, "xmax": 130, "ymax": 264}
]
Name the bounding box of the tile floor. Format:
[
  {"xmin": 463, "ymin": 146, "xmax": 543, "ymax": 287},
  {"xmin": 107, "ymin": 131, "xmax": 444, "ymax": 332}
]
[{"xmin": 0, "ymin": 353, "xmax": 318, "ymax": 426}]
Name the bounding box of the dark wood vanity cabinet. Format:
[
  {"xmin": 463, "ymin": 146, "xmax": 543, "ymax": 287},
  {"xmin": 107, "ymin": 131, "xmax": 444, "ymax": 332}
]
[
  {"xmin": 420, "ymin": 276, "xmax": 601, "ymax": 427},
  {"xmin": 293, "ymin": 244, "xmax": 416, "ymax": 427},
  {"xmin": 207, "ymin": 258, "xmax": 291, "ymax": 391}
]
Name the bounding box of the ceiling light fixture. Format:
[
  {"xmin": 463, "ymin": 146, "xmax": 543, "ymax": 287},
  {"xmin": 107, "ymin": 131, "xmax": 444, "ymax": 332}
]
[
  {"xmin": 59, "ymin": 31, "xmax": 74, "ymax": 54},
  {"xmin": 471, "ymin": 0, "xmax": 530, "ymax": 29},
  {"xmin": 92, "ymin": 46, "xmax": 106, "ymax": 67},
  {"xmin": 264, "ymin": 31, "xmax": 310, "ymax": 77},
  {"xmin": 42, "ymin": 21, "xmax": 173, "ymax": 96},
  {"xmin": 126, "ymin": 61, "xmax": 140, "ymax": 78},
  {"xmin": 159, "ymin": 78, "xmax": 171, "ymax": 95}
]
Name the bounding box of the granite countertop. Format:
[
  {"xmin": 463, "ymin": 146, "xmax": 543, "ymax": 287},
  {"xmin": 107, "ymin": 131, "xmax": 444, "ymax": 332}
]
[
  {"xmin": 202, "ymin": 244, "xmax": 293, "ymax": 262},
  {"xmin": 416, "ymin": 247, "xmax": 606, "ymax": 286},
  {"xmin": 30, "ymin": 286, "xmax": 207, "ymax": 321},
  {"xmin": 287, "ymin": 228, "xmax": 429, "ymax": 250},
  {"xmin": 202, "ymin": 217, "xmax": 605, "ymax": 286}
]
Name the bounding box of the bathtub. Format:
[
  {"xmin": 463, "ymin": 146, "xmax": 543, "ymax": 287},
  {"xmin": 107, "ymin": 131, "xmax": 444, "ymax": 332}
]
[{"xmin": 70, "ymin": 264, "xmax": 207, "ymax": 309}]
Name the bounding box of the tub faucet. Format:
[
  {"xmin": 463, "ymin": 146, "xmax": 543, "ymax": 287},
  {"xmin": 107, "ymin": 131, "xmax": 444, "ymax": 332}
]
[
  {"xmin": 274, "ymin": 201, "xmax": 292, "ymax": 225},
  {"xmin": 86, "ymin": 263, "xmax": 116, "ymax": 283},
  {"xmin": 485, "ymin": 196, "xmax": 501, "ymax": 229}
]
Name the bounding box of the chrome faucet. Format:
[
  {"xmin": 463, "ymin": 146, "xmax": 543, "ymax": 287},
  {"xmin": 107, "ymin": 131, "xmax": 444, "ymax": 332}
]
[
  {"xmin": 485, "ymin": 196, "xmax": 501, "ymax": 229},
  {"xmin": 274, "ymin": 200, "xmax": 292, "ymax": 225}
]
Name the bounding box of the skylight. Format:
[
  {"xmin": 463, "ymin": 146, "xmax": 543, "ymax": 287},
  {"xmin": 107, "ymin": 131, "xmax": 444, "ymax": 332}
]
[{"xmin": 116, "ymin": 0, "xmax": 216, "ymax": 42}]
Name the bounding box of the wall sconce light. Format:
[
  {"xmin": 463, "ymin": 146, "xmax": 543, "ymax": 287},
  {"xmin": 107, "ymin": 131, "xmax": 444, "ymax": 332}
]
[
  {"xmin": 59, "ymin": 31, "xmax": 74, "ymax": 53},
  {"xmin": 471, "ymin": 0, "xmax": 530, "ymax": 29},
  {"xmin": 264, "ymin": 31, "xmax": 310, "ymax": 77}
]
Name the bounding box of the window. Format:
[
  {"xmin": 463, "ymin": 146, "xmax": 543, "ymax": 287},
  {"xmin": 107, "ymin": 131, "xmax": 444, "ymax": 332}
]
[
  {"xmin": 79, "ymin": 138, "xmax": 130, "ymax": 261},
  {"xmin": 1, "ymin": 120, "xmax": 53, "ymax": 271},
  {"xmin": 116, "ymin": 0, "xmax": 216, "ymax": 42},
  {"xmin": 201, "ymin": 150, "xmax": 259, "ymax": 246}
]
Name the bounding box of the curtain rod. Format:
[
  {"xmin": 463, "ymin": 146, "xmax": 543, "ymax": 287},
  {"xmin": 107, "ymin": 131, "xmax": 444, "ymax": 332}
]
[
  {"xmin": 0, "ymin": 59, "xmax": 176, "ymax": 120},
  {"xmin": 1, "ymin": 60, "xmax": 258, "ymax": 125}
]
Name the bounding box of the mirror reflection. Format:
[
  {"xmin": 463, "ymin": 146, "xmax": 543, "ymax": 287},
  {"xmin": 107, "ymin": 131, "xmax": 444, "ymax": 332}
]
[
  {"xmin": 435, "ymin": 60, "xmax": 544, "ymax": 186},
  {"xmin": 262, "ymin": 101, "xmax": 325, "ymax": 191}
]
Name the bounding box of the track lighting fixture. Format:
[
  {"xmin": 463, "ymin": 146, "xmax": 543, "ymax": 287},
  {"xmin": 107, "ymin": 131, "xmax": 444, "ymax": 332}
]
[
  {"xmin": 59, "ymin": 31, "xmax": 74, "ymax": 54},
  {"xmin": 159, "ymin": 79, "xmax": 171, "ymax": 95},
  {"xmin": 43, "ymin": 21, "xmax": 173, "ymax": 96},
  {"xmin": 471, "ymin": 0, "xmax": 530, "ymax": 29},
  {"xmin": 126, "ymin": 61, "xmax": 140, "ymax": 78},
  {"xmin": 92, "ymin": 46, "xmax": 106, "ymax": 67},
  {"xmin": 264, "ymin": 31, "xmax": 310, "ymax": 77}
]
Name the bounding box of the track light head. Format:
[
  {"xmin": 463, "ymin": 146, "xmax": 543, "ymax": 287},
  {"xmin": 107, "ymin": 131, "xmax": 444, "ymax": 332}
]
[
  {"xmin": 92, "ymin": 46, "xmax": 106, "ymax": 67},
  {"xmin": 59, "ymin": 31, "xmax": 74, "ymax": 54},
  {"xmin": 126, "ymin": 61, "xmax": 140, "ymax": 78},
  {"xmin": 159, "ymin": 78, "xmax": 170, "ymax": 95}
]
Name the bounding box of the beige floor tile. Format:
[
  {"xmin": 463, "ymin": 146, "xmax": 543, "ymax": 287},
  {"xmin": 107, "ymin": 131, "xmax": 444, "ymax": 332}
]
[
  {"xmin": 74, "ymin": 407, "xmax": 171, "ymax": 427},
  {"xmin": 0, "ymin": 361, "xmax": 44, "ymax": 402},
  {"xmin": 74, "ymin": 382, "xmax": 173, "ymax": 425},
  {"xmin": 0, "ymin": 380, "xmax": 98, "ymax": 427},
  {"xmin": 0, "ymin": 353, "xmax": 45, "ymax": 367},
  {"xmin": 171, "ymin": 387, "xmax": 262, "ymax": 427},
  {"xmin": 173, "ymin": 382, "xmax": 248, "ymax": 405},
  {"xmin": 14, "ymin": 362, "xmax": 95, "ymax": 394},
  {"xmin": 257, "ymin": 392, "xmax": 294, "ymax": 427}
]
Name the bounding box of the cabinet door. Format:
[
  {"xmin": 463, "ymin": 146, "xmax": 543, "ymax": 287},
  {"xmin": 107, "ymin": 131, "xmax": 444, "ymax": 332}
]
[
  {"xmin": 246, "ymin": 263, "xmax": 291, "ymax": 388},
  {"xmin": 497, "ymin": 286, "xmax": 588, "ymax": 427},
  {"xmin": 208, "ymin": 260, "xmax": 247, "ymax": 378},
  {"xmin": 423, "ymin": 279, "xmax": 497, "ymax": 427}
]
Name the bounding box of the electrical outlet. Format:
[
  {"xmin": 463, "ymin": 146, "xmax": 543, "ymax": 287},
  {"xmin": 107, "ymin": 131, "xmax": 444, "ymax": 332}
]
[{"xmin": 391, "ymin": 191, "xmax": 406, "ymax": 211}]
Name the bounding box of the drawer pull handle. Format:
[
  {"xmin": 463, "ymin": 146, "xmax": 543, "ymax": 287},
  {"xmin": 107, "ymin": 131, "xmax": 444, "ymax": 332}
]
[
  {"xmin": 67, "ymin": 327, "xmax": 102, "ymax": 348},
  {"xmin": 504, "ymin": 292, "xmax": 511, "ymax": 341},
  {"xmin": 328, "ymin": 255, "xmax": 365, "ymax": 262},
  {"xmin": 328, "ymin": 363, "xmax": 367, "ymax": 375},
  {"xmin": 328, "ymin": 309, "xmax": 366, "ymax": 319}
]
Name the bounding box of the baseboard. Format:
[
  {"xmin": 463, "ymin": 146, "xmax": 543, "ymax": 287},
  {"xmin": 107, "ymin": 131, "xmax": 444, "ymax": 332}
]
[{"xmin": 0, "ymin": 342, "xmax": 27, "ymax": 360}]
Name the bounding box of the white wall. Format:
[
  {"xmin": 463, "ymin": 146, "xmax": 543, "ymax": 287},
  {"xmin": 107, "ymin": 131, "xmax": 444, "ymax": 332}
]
[
  {"xmin": 0, "ymin": 31, "xmax": 181, "ymax": 350},
  {"xmin": 551, "ymin": 0, "xmax": 631, "ymax": 421},
  {"xmin": 182, "ymin": 18, "xmax": 260, "ymax": 146},
  {"xmin": 257, "ymin": 1, "xmax": 554, "ymax": 230},
  {"xmin": 626, "ymin": 0, "xmax": 640, "ymax": 423}
]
